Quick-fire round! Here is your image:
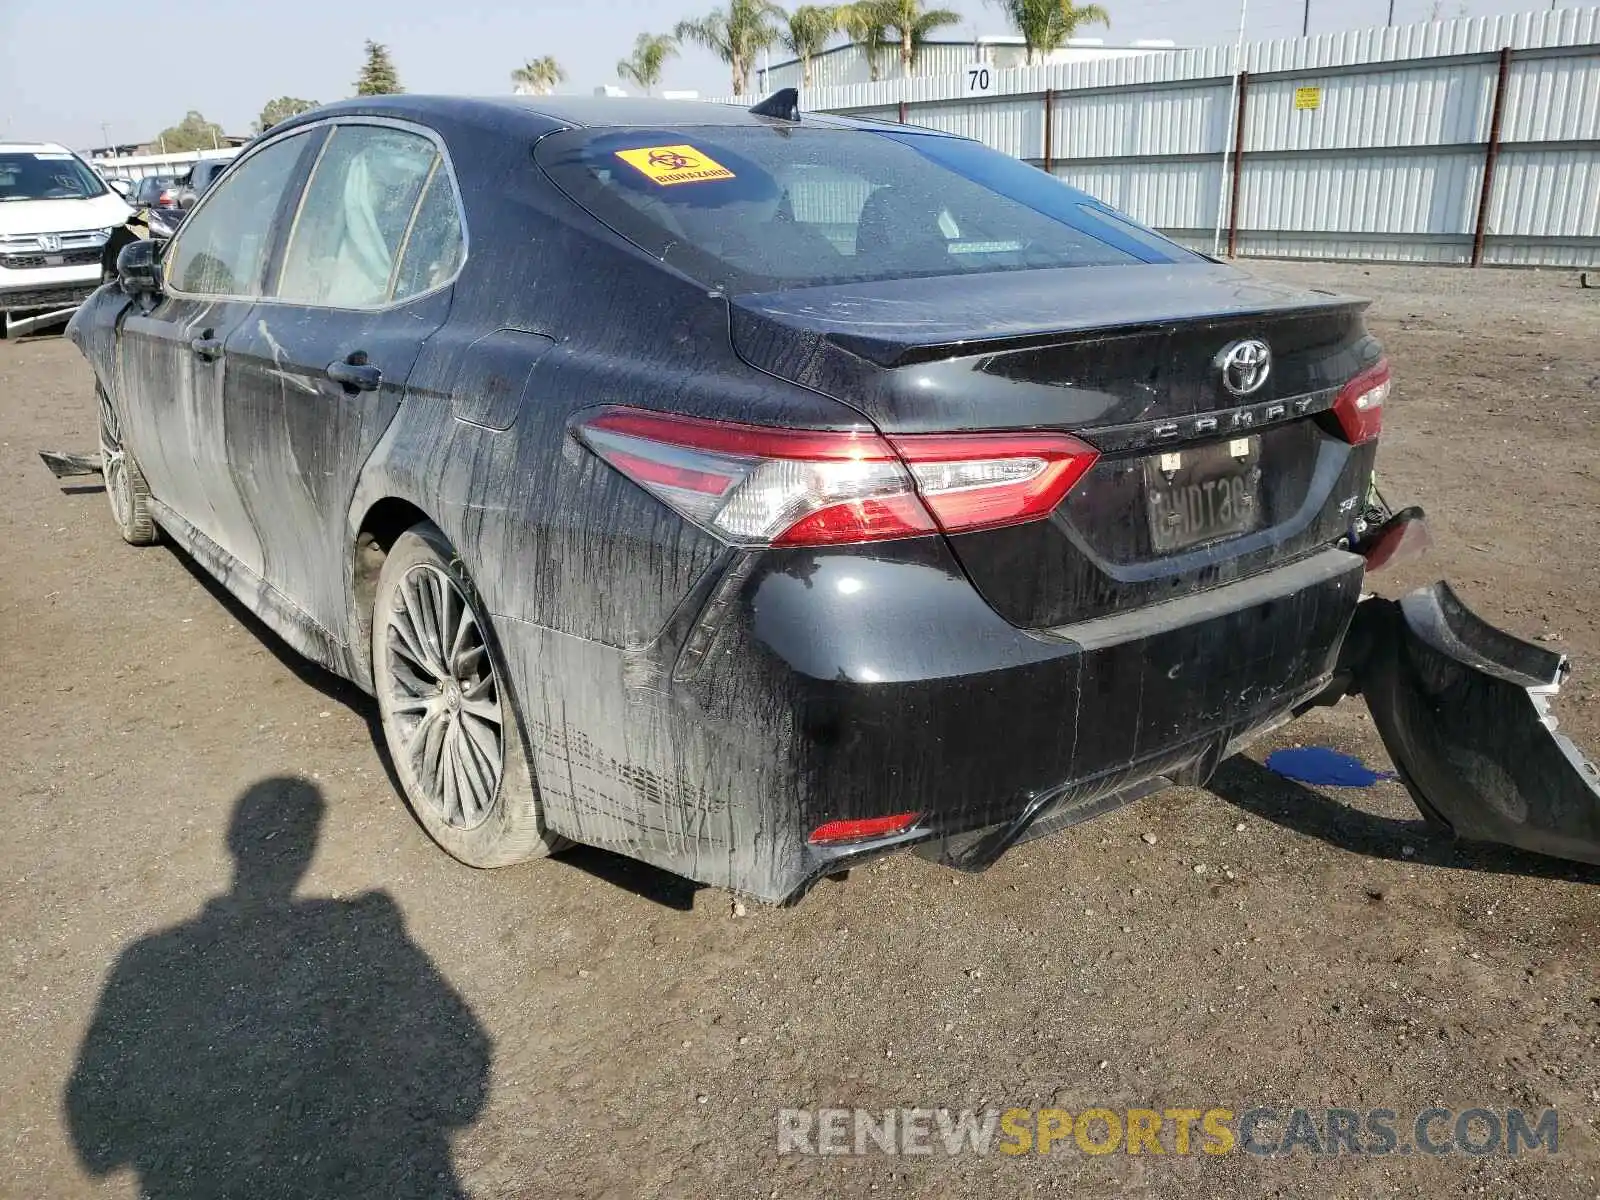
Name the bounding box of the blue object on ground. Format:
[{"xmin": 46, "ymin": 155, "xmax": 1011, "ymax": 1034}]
[{"xmin": 1265, "ymin": 746, "xmax": 1397, "ymax": 787}]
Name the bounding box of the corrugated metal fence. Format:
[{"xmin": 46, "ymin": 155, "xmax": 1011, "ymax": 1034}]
[{"xmin": 717, "ymin": 8, "xmax": 1600, "ymax": 267}]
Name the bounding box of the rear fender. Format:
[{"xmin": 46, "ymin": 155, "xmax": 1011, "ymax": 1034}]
[{"xmin": 1347, "ymin": 582, "xmax": 1600, "ymax": 865}]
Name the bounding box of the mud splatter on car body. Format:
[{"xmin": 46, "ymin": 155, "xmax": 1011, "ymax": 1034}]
[{"xmin": 68, "ymin": 95, "xmax": 1600, "ymax": 901}]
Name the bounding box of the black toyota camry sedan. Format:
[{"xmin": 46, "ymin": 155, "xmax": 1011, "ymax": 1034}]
[{"xmin": 67, "ymin": 94, "xmax": 1600, "ymax": 902}]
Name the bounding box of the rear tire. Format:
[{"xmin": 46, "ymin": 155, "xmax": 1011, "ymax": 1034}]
[
  {"xmin": 371, "ymin": 521, "xmax": 562, "ymax": 867},
  {"xmin": 98, "ymin": 386, "xmax": 157, "ymax": 545}
]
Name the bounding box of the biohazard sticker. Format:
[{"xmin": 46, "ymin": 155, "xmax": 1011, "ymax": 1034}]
[{"xmin": 614, "ymin": 145, "xmax": 735, "ymax": 186}]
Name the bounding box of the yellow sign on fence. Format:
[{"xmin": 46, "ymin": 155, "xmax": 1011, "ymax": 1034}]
[{"xmin": 1294, "ymin": 86, "xmax": 1323, "ymax": 110}]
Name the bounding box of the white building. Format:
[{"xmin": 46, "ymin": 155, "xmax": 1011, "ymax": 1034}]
[{"xmin": 757, "ymin": 35, "xmax": 1179, "ymax": 93}]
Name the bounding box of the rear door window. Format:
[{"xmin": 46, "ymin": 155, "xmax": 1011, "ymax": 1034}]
[
  {"xmin": 275, "ymin": 125, "xmax": 446, "ymax": 307},
  {"xmin": 536, "ymin": 125, "xmax": 1197, "ymax": 293},
  {"xmin": 391, "ymin": 166, "xmax": 465, "ymax": 301}
]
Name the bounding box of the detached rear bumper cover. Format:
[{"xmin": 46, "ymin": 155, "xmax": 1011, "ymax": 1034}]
[{"xmin": 1348, "ymin": 582, "xmax": 1600, "ymax": 864}]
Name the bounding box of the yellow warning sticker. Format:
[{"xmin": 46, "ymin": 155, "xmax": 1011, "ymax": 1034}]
[{"xmin": 614, "ymin": 144, "xmax": 736, "ymax": 186}]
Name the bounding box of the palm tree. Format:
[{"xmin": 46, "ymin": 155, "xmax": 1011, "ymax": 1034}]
[
  {"xmin": 837, "ymin": 1, "xmax": 891, "ymax": 82},
  {"xmin": 781, "ymin": 6, "xmax": 841, "ymax": 87},
  {"xmin": 511, "ymin": 56, "xmax": 566, "ymax": 96},
  {"xmin": 877, "ymin": 0, "xmax": 963, "ymax": 78},
  {"xmin": 617, "ymin": 32, "xmax": 680, "ymax": 95},
  {"xmin": 675, "ymin": 0, "xmax": 785, "ymax": 96},
  {"xmin": 992, "ymin": 0, "xmax": 1111, "ymax": 65}
]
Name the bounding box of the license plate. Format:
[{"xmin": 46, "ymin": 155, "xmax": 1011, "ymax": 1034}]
[{"xmin": 1144, "ymin": 437, "xmax": 1262, "ymax": 553}]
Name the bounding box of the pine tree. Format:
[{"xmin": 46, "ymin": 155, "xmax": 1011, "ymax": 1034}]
[{"xmin": 355, "ymin": 41, "xmax": 403, "ymax": 96}]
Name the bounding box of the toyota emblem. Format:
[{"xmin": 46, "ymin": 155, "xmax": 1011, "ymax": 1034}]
[{"xmin": 1217, "ymin": 339, "xmax": 1272, "ymax": 396}]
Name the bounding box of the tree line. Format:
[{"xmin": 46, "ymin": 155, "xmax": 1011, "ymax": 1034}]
[
  {"xmin": 154, "ymin": 3, "xmax": 1109, "ymax": 150},
  {"xmin": 596, "ymin": 0, "xmax": 1112, "ymax": 96}
]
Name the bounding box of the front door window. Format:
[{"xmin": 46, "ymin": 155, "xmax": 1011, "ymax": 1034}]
[{"xmin": 164, "ymin": 133, "xmax": 311, "ymax": 297}]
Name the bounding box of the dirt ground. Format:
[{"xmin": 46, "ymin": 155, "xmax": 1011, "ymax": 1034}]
[{"xmin": 2, "ymin": 260, "xmax": 1598, "ymax": 1199}]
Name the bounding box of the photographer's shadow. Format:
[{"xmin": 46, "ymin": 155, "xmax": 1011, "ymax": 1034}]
[{"xmin": 66, "ymin": 777, "xmax": 490, "ymax": 1199}]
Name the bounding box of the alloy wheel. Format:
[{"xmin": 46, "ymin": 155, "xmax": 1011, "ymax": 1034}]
[
  {"xmin": 98, "ymin": 391, "xmax": 131, "ymax": 531},
  {"xmin": 382, "ymin": 563, "xmax": 504, "ymax": 830}
]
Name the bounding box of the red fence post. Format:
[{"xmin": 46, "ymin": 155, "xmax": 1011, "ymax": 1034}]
[
  {"xmin": 1471, "ymin": 46, "xmax": 1514, "ymax": 268},
  {"xmin": 1227, "ymin": 72, "xmax": 1250, "ymax": 259},
  {"xmin": 1043, "ymin": 89, "xmax": 1055, "ymax": 174},
  {"xmin": 897, "ymin": 99, "xmax": 908, "ymax": 124}
]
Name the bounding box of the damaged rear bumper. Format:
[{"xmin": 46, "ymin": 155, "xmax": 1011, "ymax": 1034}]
[
  {"xmin": 1340, "ymin": 582, "xmax": 1600, "ymax": 865},
  {"xmin": 498, "ymin": 539, "xmax": 1365, "ymax": 903},
  {"xmin": 686, "ymin": 542, "xmax": 1366, "ymax": 900},
  {"xmin": 498, "ymin": 516, "xmax": 1600, "ymax": 901}
]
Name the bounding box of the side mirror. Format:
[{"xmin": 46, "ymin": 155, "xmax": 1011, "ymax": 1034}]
[
  {"xmin": 107, "ymin": 178, "xmax": 133, "ymax": 199},
  {"xmin": 117, "ymin": 239, "xmax": 164, "ymax": 297}
]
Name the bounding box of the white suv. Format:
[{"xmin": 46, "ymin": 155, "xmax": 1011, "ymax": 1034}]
[{"xmin": 0, "ymin": 142, "xmax": 131, "ymax": 336}]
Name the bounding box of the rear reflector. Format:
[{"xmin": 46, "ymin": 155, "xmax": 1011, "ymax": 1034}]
[
  {"xmin": 1332, "ymin": 359, "xmax": 1391, "ymax": 444},
  {"xmin": 574, "ymin": 407, "xmax": 1098, "ymax": 548},
  {"xmin": 808, "ymin": 811, "xmax": 922, "ymax": 845}
]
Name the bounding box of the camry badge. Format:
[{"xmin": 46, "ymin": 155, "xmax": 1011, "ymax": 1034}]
[{"xmin": 1217, "ymin": 339, "xmax": 1272, "ymax": 396}]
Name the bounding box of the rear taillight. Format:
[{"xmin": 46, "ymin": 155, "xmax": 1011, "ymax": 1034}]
[
  {"xmin": 574, "ymin": 407, "xmax": 1098, "ymax": 548},
  {"xmin": 888, "ymin": 432, "xmax": 1099, "ymax": 536},
  {"xmin": 1332, "ymin": 359, "xmax": 1391, "ymax": 444},
  {"xmin": 808, "ymin": 811, "xmax": 921, "ymax": 845}
]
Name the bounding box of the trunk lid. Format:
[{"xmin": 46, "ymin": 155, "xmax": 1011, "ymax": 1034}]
[{"xmin": 730, "ymin": 263, "xmax": 1385, "ymax": 630}]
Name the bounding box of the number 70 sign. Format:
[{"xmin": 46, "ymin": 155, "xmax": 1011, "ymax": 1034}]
[{"xmin": 962, "ymin": 64, "xmax": 994, "ymax": 95}]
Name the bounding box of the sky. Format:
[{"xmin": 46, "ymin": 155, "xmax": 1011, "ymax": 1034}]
[{"xmin": 0, "ymin": 0, "xmax": 1565, "ymax": 149}]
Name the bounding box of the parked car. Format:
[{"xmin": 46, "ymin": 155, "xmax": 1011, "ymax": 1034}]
[
  {"xmin": 130, "ymin": 175, "xmax": 182, "ymax": 209},
  {"xmin": 0, "ymin": 141, "xmax": 130, "ymax": 336},
  {"xmin": 174, "ymin": 157, "xmax": 231, "ymax": 209},
  {"xmin": 100, "ymin": 158, "xmax": 241, "ymax": 279},
  {"xmin": 99, "ymin": 177, "xmax": 199, "ymax": 284},
  {"xmin": 65, "ymin": 94, "xmax": 1600, "ymax": 902}
]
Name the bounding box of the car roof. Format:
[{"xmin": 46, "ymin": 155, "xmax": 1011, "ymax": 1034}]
[
  {"xmin": 290, "ymin": 94, "xmax": 939, "ymax": 138},
  {"xmin": 0, "ymin": 141, "xmax": 73, "ymax": 154},
  {"xmin": 477, "ymin": 95, "xmax": 849, "ymax": 128}
]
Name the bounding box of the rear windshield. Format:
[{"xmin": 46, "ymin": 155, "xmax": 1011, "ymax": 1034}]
[
  {"xmin": 536, "ymin": 124, "xmax": 1197, "ymax": 293},
  {"xmin": 0, "ymin": 150, "xmax": 108, "ymax": 202}
]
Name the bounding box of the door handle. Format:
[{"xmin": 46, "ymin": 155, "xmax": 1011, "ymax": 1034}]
[
  {"xmin": 190, "ymin": 330, "xmax": 222, "ymax": 362},
  {"xmin": 326, "ymin": 352, "xmax": 383, "ymax": 393}
]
